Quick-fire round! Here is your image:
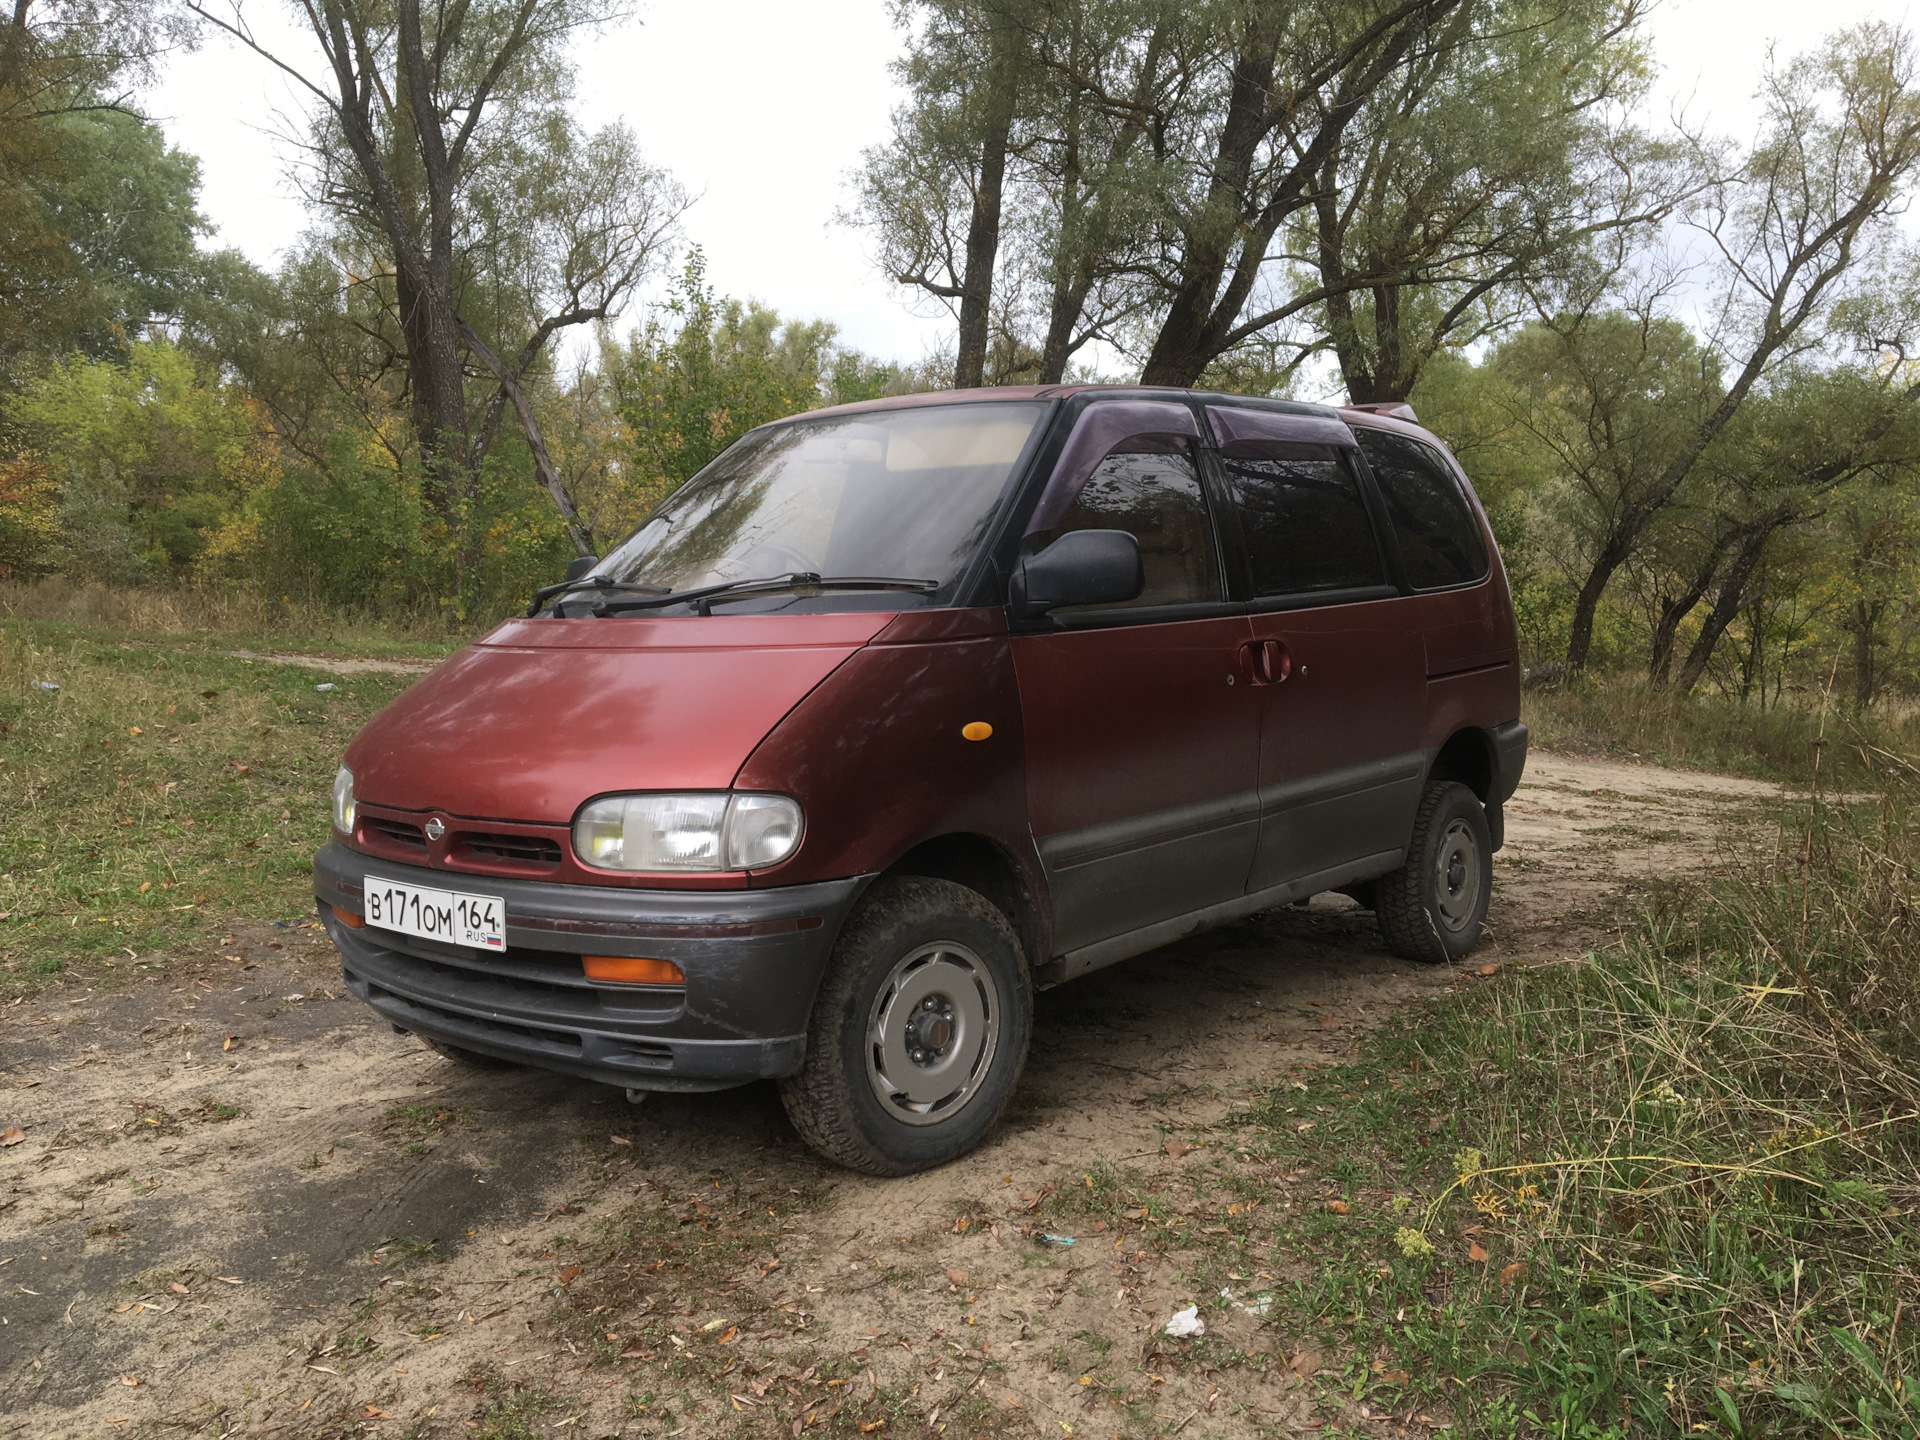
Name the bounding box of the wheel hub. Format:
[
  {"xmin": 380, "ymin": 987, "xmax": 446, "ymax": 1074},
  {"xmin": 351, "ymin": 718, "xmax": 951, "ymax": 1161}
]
[
  {"xmin": 865, "ymin": 943, "xmax": 1001, "ymax": 1126},
  {"xmin": 905, "ymin": 995, "xmax": 956, "ymax": 1064},
  {"xmin": 1433, "ymin": 817, "xmax": 1483, "ymax": 933}
]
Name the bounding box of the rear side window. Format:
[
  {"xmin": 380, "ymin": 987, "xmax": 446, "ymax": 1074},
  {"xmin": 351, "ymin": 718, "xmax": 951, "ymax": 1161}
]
[
  {"xmin": 1042, "ymin": 442, "xmax": 1222, "ymax": 609},
  {"xmin": 1354, "ymin": 429, "xmax": 1488, "ymax": 589},
  {"xmin": 1219, "ymin": 444, "xmax": 1385, "ymax": 597}
]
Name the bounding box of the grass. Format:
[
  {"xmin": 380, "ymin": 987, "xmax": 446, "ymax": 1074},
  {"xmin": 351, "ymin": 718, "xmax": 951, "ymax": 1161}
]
[
  {"xmin": 1245, "ymin": 777, "xmax": 1920, "ymax": 1439},
  {"xmin": 0, "ymin": 613, "xmax": 459, "ymax": 988},
  {"xmin": 1524, "ymin": 675, "xmax": 1920, "ymax": 789}
]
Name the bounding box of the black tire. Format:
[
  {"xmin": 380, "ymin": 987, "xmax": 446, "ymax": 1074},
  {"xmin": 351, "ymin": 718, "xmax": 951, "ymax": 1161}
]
[
  {"xmin": 1376, "ymin": 781, "xmax": 1492, "ymax": 964},
  {"xmin": 778, "ymin": 876, "xmax": 1031, "ymax": 1176},
  {"xmin": 420, "ymin": 1037, "xmax": 517, "ymax": 1070}
]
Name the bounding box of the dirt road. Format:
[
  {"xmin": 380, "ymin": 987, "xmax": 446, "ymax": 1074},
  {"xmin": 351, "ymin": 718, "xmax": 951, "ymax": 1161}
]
[{"xmin": 1, "ymin": 752, "xmax": 1786, "ymax": 1439}]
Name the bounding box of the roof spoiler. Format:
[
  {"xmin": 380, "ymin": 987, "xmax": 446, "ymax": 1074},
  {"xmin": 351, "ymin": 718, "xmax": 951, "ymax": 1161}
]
[{"xmin": 1343, "ymin": 400, "xmax": 1418, "ymax": 423}]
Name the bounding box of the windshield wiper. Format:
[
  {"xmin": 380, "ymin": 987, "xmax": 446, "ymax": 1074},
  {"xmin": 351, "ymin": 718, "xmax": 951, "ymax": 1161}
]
[
  {"xmin": 525, "ymin": 575, "xmax": 671, "ymax": 617},
  {"xmin": 591, "ymin": 573, "xmax": 939, "ymax": 617}
]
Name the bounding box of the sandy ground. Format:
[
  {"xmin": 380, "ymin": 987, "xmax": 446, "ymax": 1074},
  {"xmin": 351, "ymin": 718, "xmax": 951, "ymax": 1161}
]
[{"xmin": 0, "ymin": 752, "xmax": 1787, "ymax": 1440}]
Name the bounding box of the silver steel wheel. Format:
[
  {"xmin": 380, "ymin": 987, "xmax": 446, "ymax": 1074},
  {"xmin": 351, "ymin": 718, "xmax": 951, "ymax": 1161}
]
[
  {"xmin": 865, "ymin": 941, "xmax": 1002, "ymax": 1127},
  {"xmin": 1433, "ymin": 817, "xmax": 1483, "ymax": 933}
]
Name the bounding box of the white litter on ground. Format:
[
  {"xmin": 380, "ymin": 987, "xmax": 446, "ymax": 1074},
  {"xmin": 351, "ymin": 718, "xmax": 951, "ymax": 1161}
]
[{"xmin": 1164, "ymin": 1306, "xmax": 1205, "ymax": 1337}]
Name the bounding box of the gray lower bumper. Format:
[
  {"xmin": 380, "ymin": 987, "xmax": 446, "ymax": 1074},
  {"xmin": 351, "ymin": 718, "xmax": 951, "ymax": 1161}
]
[{"xmin": 314, "ymin": 842, "xmax": 869, "ymax": 1092}]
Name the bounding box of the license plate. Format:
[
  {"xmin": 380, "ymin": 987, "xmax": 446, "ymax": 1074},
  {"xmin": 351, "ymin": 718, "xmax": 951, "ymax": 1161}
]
[{"xmin": 363, "ymin": 875, "xmax": 506, "ymax": 952}]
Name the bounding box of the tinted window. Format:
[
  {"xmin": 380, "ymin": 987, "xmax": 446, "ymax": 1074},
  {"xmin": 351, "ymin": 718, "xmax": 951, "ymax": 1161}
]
[
  {"xmin": 1354, "ymin": 429, "xmax": 1488, "ymax": 589},
  {"xmin": 1220, "ymin": 444, "xmax": 1384, "ymax": 597},
  {"xmin": 1040, "ymin": 443, "xmax": 1221, "ymax": 609}
]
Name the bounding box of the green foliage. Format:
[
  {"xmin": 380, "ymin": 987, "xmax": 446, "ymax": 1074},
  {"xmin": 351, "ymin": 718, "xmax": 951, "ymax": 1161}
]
[
  {"xmin": 604, "ymin": 250, "xmax": 918, "ymax": 505},
  {"xmin": 0, "ymin": 109, "xmax": 210, "ymax": 389},
  {"xmin": 4, "ymin": 339, "xmax": 268, "ymax": 580}
]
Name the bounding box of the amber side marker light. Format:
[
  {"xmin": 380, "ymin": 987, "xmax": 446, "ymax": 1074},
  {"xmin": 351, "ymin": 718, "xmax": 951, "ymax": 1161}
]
[
  {"xmin": 332, "ymin": 905, "xmax": 365, "ymax": 930},
  {"xmin": 583, "ymin": 955, "xmax": 686, "ymax": 985},
  {"xmin": 962, "ymin": 721, "xmax": 993, "ymax": 741}
]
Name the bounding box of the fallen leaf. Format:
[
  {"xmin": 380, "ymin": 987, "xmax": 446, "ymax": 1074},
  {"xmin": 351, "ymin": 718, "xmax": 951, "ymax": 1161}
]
[
  {"xmin": 1468, "ymin": 1241, "xmax": 1490, "ymax": 1263},
  {"xmin": 363, "ymin": 1406, "xmax": 391, "ymax": 1419},
  {"xmin": 222, "ymin": 1035, "xmax": 235, "ymax": 1052},
  {"xmin": 1, "ymin": 1127, "xmax": 24, "ymax": 1147},
  {"xmin": 168, "ymin": 1282, "xmax": 190, "ymax": 1295},
  {"xmin": 234, "ymin": 764, "xmax": 250, "ymax": 775},
  {"xmin": 1324, "ymin": 1200, "xmax": 1350, "ymax": 1215},
  {"xmin": 213, "ymin": 1275, "xmax": 242, "ymax": 1285},
  {"xmin": 609, "ymin": 1135, "xmax": 632, "ymax": 1146},
  {"xmin": 945, "ymin": 1269, "xmax": 967, "ymax": 1286},
  {"xmin": 201, "ymin": 689, "xmax": 218, "ymax": 699},
  {"xmin": 128, "ymin": 726, "xmax": 141, "ymax": 736},
  {"xmin": 1499, "ymin": 1262, "xmax": 1527, "ymax": 1284},
  {"xmin": 716, "ymin": 1325, "xmax": 739, "ymax": 1344},
  {"xmin": 1319, "ymin": 1017, "xmax": 1339, "ymax": 1029},
  {"xmin": 557, "ymin": 1265, "xmax": 583, "ymax": 1286},
  {"xmin": 859, "ymin": 1424, "xmax": 885, "ymax": 1433},
  {"xmin": 120, "ymin": 1374, "xmax": 140, "ymax": 1386},
  {"xmin": 1426, "ymin": 1115, "xmax": 1444, "ymax": 1132},
  {"xmin": 1289, "ymin": 1349, "xmax": 1322, "ymax": 1378},
  {"xmin": 1475, "ymin": 963, "xmax": 1499, "ymax": 976},
  {"xmin": 1165, "ymin": 1136, "xmax": 1193, "ymax": 1159}
]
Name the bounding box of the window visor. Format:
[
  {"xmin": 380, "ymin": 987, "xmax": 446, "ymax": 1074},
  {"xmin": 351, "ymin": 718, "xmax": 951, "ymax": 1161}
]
[
  {"xmin": 1206, "ymin": 405, "xmax": 1358, "ymax": 455},
  {"xmin": 1025, "ymin": 400, "xmax": 1201, "ymax": 536}
]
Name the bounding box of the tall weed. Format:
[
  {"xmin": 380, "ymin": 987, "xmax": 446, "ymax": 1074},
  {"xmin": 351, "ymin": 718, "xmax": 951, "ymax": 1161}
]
[{"xmin": 1264, "ymin": 776, "xmax": 1920, "ymax": 1436}]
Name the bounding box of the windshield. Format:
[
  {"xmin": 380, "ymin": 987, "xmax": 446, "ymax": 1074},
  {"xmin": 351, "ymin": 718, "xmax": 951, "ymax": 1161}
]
[{"xmin": 588, "ymin": 401, "xmax": 1048, "ymax": 604}]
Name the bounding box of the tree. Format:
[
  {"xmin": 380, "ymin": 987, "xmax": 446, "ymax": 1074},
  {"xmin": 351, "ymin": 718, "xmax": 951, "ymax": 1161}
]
[
  {"xmin": 1306, "ymin": 0, "xmax": 1681, "ymax": 403},
  {"xmin": 852, "ymin": 0, "xmax": 1042, "ymax": 389},
  {"xmin": 191, "ymin": 0, "xmax": 685, "ymax": 561},
  {"xmin": 1490, "ymin": 308, "xmax": 1721, "ymax": 666},
  {"xmin": 5, "ymin": 337, "xmax": 270, "ymax": 577},
  {"xmin": 1553, "ymin": 21, "xmax": 1920, "ymax": 673},
  {"xmin": 604, "ymin": 253, "xmax": 919, "ymax": 505}
]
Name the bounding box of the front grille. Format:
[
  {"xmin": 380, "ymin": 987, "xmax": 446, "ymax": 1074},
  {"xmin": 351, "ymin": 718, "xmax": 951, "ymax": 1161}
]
[
  {"xmin": 365, "ymin": 817, "xmax": 426, "ymax": 849},
  {"xmin": 456, "ymin": 831, "xmax": 562, "ymax": 867}
]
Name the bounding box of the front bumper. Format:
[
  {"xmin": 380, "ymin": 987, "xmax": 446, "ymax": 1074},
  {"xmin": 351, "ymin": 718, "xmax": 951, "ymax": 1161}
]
[{"xmin": 314, "ymin": 842, "xmax": 869, "ymax": 1092}]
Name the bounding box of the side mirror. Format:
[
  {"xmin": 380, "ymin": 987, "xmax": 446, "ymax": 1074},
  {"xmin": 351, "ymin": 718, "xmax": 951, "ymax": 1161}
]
[
  {"xmin": 564, "ymin": 554, "xmax": 599, "ymax": 583},
  {"xmin": 1017, "ymin": 530, "xmax": 1144, "ymax": 614}
]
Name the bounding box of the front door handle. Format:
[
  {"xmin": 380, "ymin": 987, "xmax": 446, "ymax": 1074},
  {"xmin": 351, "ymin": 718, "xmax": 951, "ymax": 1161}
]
[{"xmin": 1238, "ymin": 639, "xmax": 1294, "ymax": 685}]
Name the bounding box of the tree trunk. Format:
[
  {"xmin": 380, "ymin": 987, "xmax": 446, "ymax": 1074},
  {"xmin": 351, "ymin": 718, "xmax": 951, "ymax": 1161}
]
[
  {"xmin": 1038, "ymin": 271, "xmax": 1093, "ymax": 383},
  {"xmin": 1854, "ymin": 602, "xmax": 1879, "ymax": 711},
  {"xmin": 1676, "ymin": 527, "xmax": 1774, "ymax": 694},
  {"xmin": 1137, "ymin": 32, "xmax": 1278, "ymax": 387},
  {"xmin": 1647, "ymin": 542, "xmax": 1728, "ymax": 686},
  {"xmin": 1565, "ymin": 539, "xmax": 1631, "ymax": 673},
  {"xmin": 953, "ymin": 120, "xmax": 1009, "ymax": 389}
]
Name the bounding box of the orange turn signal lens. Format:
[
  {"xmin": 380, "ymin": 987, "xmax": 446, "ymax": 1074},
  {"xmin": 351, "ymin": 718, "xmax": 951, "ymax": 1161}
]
[
  {"xmin": 582, "ymin": 955, "xmax": 686, "ymax": 986},
  {"xmin": 961, "ymin": 721, "xmax": 994, "ymax": 741},
  {"xmin": 332, "ymin": 905, "xmax": 365, "ymax": 929}
]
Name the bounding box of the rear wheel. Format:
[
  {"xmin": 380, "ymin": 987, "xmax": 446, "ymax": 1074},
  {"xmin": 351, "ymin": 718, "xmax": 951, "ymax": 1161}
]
[
  {"xmin": 779, "ymin": 877, "xmax": 1030, "ymax": 1175},
  {"xmin": 1376, "ymin": 781, "xmax": 1492, "ymax": 964}
]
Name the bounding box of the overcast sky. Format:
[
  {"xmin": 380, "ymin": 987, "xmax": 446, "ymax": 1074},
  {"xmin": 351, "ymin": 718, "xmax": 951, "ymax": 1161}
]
[{"xmin": 148, "ymin": 0, "xmax": 1915, "ymax": 369}]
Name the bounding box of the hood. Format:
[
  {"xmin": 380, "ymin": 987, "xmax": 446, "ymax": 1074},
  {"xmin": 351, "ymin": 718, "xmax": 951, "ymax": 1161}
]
[{"xmin": 345, "ymin": 614, "xmax": 892, "ymax": 822}]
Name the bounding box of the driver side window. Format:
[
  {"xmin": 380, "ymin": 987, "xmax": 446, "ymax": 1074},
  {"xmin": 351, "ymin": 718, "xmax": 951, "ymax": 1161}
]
[{"xmin": 1037, "ymin": 443, "xmax": 1222, "ymax": 609}]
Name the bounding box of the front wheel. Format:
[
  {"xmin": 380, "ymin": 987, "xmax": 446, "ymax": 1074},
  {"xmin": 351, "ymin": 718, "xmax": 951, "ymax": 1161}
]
[
  {"xmin": 1375, "ymin": 781, "xmax": 1492, "ymax": 964},
  {"xmin": 779, "ymin": 877, "xmax": 1031, "ymax": 1175}
]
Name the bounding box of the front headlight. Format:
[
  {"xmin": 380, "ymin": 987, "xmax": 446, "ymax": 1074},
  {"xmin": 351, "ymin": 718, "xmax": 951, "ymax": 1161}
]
[
  {"xmin": 333, "ymin": 765, "xmax": 355, "ymax": 834},
  {"xmin": 572, "ymin": 792, "xmax": 803, "ymax": 872}
]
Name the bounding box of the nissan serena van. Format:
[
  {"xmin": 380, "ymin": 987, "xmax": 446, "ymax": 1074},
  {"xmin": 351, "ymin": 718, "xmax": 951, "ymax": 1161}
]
[{"xmin": 315, "ymin": 386, "xmax": 1527, "ymax": 1174}]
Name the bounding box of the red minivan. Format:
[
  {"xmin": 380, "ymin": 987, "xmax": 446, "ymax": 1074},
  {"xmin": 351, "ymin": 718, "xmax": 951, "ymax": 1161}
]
[{"xmin": 315, "ymin": 387, "xmax": 1526, "ymax": 1174}]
